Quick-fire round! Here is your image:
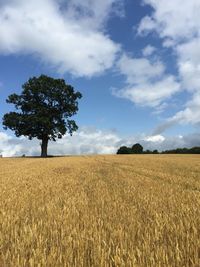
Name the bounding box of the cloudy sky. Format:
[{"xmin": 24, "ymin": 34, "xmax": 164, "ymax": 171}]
[{"xmin": 0, "ymin": 0, "xmax": 200, "ymax": 156}]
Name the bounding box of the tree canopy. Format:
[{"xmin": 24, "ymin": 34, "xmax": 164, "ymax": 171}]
[
  {"xmin": 3, "ymin": 75, "xmax": 82, "ymax": 157},
  {"xmin": 117, "ymin": 143, "xmax": 144, "ymax": 154},
  {"xmin": 131, "ymin": 143, "xmax": 143, "ymax": 154},
  {"xmin": 116, "ymin": 146, "xmax": 132, "ymax": 154}
]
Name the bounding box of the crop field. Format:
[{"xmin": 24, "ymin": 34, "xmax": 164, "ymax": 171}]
[{"xmin": 0, "ymin": 155, "xmax": 200, "ymax": 267}]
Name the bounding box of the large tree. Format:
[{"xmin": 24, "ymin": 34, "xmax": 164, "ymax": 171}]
[{"xmin": 3, "ymin": 75, "xmax": 82, "ymax": 157}]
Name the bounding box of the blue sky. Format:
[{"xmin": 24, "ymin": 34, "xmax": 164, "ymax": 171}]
[{"xmin": 0, "ymin": 0, "xmax": 200, "ymax": 156}]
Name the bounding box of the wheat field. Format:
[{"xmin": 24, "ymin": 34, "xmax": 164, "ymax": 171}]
[{"xmin": 0, "ymin": 155, "xmax": 200, "ymax": 267}]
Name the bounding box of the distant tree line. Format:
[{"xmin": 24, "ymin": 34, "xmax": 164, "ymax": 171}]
[
  {"xmin": 161, "ymin": 147, "xmax": 200, "ymax": 154},
  {"xmin": 117, "ymin": 144, "xmax": 200, "ymax": 154}
]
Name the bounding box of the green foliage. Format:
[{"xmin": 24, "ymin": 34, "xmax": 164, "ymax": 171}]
[
  {"xmin": 117, "ymin": 143, "xmax": 143, "ymax": 154},
  {"xmin": 3, "ymin": 75, "xmax": 82, "ymax": 156},
  {"xmin": 117, "ymin": 144, "xmax": 200, "ymax": 155},
  {"xmin": 162, "ymin": 147, "xmax": 200, "ymax": 154},
  {"xmin": 131, "ymin": 143, "xmax": 143, "ymax": 154},
  {"xmin": 153, "ymin": 149, "xmax": 158, "ymax": 154},
  {"xmin": 117, "ymin": 146, "xmax": 132, "ymax": 154}
]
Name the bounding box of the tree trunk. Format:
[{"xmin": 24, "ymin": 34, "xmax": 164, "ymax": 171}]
[{"xmin": 41, "ymin": 137, "xmax": 48, "ymax": 157}]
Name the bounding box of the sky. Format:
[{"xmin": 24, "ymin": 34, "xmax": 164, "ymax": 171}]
[{"xmin": 0, "ymin": 0, "xmax": 200, "ymax": 156}]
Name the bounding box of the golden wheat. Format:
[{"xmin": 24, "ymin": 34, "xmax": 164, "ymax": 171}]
[{"xmin": 0, "ymin": 155, "xmax": 200, "ymax": 266}]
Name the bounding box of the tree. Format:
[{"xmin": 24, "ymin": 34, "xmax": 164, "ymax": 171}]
[
  {"xmin": 3, "ymin": 75, "xmax": 82, "ymax": 157},
  {"xmin": 117, "ymin": 146, "xmax": 132, "ymax": 154},
  {"xmin": 131, "ymin": 143, "xmax": 143, "ymax": 154},
  {"xmin": 153, "ymin": 149, "xmax": 159, "ymax": 154}
]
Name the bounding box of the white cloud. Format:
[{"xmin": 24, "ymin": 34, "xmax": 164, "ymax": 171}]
[
  {"xmin": 137, "ymin": 16, "xmax": 156, "ymax": 35},
  {"xmin": 138, "ymin": 1, "xmax": 200, "ymax": 93},
  {"xmin": 143, "ymin": 133, "xmax": 200, "ymax": 152},
  {"xmin": 177, "ymin": 39, "xmax": 200, "ymax": 92},
  {"xmin": 113, "ymin": 76, "xmax": 180, "ymax": 108},
  {"xmin": 162, "ymin": 39, "xmax": 175, "ymax": 48},
  {"xmin": 0, "ymin": 128, "xmax": 121, "ymax": 157},
  {"xmin": 113, "ymin": 54, "xmax": 180, "ymax": 108},
  {"xmin": 142, "ymin": 45, "xmax": 156, "ymax": 56},
  {"xmin": 144, "ymin": 135, "xmax": 165, "ymax": 143},
  {"xmin": 65, "ymin": 0, "xmax": 125, "ymax": 28},
  {"xmin": 0, "ymin": 132, "xmax": 35, "ymax": 157},
  {"xmin": 153, "ymin": 92, "xmax": 200, "ymax": 134},
  {"xmin": 0, "ymin": 0, "xmax": 121, "ymax": 77},
  {"xmin": 138, "ymin": 0, "xmax": 200, "ymax": 129},
  {"xmin": 50, "ymin": 127, "xmax": 121, "ymax": 155},
  {"xmin": 139, "ymin": 0, "xmax": 200, "ymax": 41},
  {"xmin": 169, "ymin": 93, "xmax": 200, "ymax": 125},
  {"xmin": 117, "ymin": 54, "xmax": 164, "ymax": 84},
  {"xmin": 1, "ymin": 128, "xmax": 199, "ymax": 157}
]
